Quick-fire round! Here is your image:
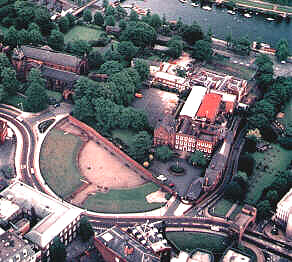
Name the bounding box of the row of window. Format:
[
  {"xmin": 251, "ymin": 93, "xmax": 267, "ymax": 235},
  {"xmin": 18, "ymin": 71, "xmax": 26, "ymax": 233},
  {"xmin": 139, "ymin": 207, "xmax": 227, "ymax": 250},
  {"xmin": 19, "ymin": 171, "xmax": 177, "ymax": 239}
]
[
  {"xmin": 197, "ymin": 142, "xmax": 212, "ymax": 148},
  {"xmin": 176, "ymin": 135, "xmax": 195, "ymax": 142},
  {"xmin": 9, "ymin": 248, "xmax": 28, "ymax": 262},
  {"xmin": 175, "ymin": 140, "xmax": 196, "ymax": 147}
]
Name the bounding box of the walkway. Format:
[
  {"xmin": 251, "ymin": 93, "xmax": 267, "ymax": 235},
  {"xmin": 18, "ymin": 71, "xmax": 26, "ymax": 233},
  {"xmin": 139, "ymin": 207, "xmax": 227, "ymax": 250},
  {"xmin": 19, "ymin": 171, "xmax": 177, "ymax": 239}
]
[{"xmin": 225, "ymin": 203, "xmax": 238, "ymax": 218}]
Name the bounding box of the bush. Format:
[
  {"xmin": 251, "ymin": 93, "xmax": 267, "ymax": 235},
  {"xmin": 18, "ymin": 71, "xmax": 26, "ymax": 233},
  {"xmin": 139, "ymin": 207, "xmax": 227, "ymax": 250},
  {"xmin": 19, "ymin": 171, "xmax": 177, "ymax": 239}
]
[
  {"xmin": 155, "ymin": 146, "xmax": 174, "ymax": 162},
  {"xmin": 238, "ymin": 153, "xmax": 255, "ymax": 176},
  {"xmin": 278, "ymin": 136, "xmax": 292, "ymax": 150}
]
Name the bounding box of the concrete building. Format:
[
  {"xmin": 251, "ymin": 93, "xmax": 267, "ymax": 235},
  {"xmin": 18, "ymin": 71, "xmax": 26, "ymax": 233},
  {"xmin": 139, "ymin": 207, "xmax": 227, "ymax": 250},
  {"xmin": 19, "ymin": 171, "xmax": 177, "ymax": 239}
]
[
  {"xmin": 275, "ymin": 187, "xmax": 292, "ymax": 239},
  {"xmin": 0, "ymin": 181, "xmax": 83, "ymax": 259}
]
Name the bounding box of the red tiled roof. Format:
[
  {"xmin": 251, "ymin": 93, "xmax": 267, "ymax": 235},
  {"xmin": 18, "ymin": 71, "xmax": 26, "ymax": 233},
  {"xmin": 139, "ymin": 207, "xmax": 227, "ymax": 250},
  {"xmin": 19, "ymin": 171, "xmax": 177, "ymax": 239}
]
[{"xmin": 196, "ymin": 93, "xmax": 222, "ymax": 122}]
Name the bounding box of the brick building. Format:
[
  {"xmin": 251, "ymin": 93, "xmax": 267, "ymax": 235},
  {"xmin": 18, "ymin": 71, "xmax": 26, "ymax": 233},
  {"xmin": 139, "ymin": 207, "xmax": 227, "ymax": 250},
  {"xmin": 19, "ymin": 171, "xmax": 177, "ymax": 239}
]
[
  {"xmin": 0, "ymin": 120, "xmax": 8, "ymax": 144},
  {"xmin": 11, "ymin": 45, "xmax": 87, "ymax": 92},
  {"xmin": 154, "ymin": 86, "xmax": 230, "ymax": 155}
]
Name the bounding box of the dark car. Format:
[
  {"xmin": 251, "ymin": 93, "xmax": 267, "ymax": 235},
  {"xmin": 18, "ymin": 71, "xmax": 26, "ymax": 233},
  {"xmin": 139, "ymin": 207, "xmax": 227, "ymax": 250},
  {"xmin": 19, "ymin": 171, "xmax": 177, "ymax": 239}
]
[{"xmin": 54, "ymin": 103, "xmax": 60, "ymax": 108}]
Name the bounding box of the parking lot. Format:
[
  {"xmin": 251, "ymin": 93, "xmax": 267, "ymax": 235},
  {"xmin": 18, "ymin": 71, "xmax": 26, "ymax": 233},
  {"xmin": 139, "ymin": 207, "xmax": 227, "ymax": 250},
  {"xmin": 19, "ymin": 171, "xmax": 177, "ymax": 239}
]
[{"xmin": 131, "ymin": 88, "xmax": 179, "ymax": 128}]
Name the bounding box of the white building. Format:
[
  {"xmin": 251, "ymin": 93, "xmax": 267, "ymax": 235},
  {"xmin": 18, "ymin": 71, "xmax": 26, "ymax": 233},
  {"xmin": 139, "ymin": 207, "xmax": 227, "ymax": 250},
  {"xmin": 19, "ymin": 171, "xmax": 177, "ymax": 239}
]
[{"xmin": 0, "ymin": 181, "xmax": 83, "ymax": 259}]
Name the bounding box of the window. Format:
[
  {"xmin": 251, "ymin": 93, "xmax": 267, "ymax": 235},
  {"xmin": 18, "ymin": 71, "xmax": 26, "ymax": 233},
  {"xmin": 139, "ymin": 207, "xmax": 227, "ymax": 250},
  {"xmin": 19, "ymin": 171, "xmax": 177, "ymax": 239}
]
[
  {"xmin": 23, "ymin": 249, "xmax": 28, "ymax": 257},
  {"xmin": 184, "ymin": 137, "xmax": 187, "ymax": 142},
  {"xmin": 197, "ymin": 142, "xmax": 200, "ymax": 146},
  {"xmin": 176, "ymin": 140, "xmax": 179, "ymax": 144},
  {"xmin": 180, "ymin": 141, "xmax": 183, "ymax": 145},
  {"xmin": 176, "ymin": 135, "xmax": 179, "ymax": 139},
  {"xmin": 188, "ymin": 147, "xmax": 191, "ymax": 151},
  {"xmin": 184, "ymin": 142, "xmax": 187, "ymax": 145},
  {"xmin": 180, "ymin": 137, "xmax": 183, "ymax": 140}
]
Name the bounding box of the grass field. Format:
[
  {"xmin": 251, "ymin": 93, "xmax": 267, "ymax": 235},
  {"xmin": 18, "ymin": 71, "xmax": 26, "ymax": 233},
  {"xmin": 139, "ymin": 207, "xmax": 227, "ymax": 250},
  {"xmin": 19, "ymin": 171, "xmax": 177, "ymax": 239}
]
[
  {"xmin": 64, "ymin": 25, "xmax": 103, "ymax": 43},
  {"xmin": 213, "ymin": 199, "xmax": 234, "ymax": 217},
  {"xmin": 40, "ymin": 129, "xmax": 83, "ymax": 198},
  {"xmin": 46, "ymin": 90, "xmax": 62, "ymax": 102},
  {"xmin": 166, "ymin": 232, "xmax": 231, "ymax": 259},
  {"xmin": 245, "ymin": 143, "xmax": 291, "ymax": 205},
  {"xmin": 83, "ymin": 183, "xmax": 163, "ymax": 213}
]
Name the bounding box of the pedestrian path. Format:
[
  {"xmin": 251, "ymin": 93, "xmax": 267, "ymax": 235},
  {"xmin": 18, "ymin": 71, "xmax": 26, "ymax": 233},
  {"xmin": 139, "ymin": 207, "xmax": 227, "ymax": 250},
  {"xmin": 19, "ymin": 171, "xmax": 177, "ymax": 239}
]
[{"xmin": 225, "ymin": 203, "xmax": 238, "ymax": 218}]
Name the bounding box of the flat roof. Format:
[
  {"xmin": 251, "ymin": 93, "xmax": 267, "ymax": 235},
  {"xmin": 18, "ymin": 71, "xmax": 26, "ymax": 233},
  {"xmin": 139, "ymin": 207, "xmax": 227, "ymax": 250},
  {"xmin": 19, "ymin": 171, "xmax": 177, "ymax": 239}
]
[
  {"xmin": 95, "ymin": 226, "xmax": 160, "ymax": 262},
  {"xmin": 0, "ymin": 198, "xmax": 20, "ymax": 221},
  {"xmin": 180, "ymin": 86, "xmax": 207, "ymax": 118},
  {"xmin": 196, "ymin": 93, "xmax": 222, "ymax": 122},
  {"xmin": 0, "ymin": 182, "xmax": 83, "ymax": 249}
]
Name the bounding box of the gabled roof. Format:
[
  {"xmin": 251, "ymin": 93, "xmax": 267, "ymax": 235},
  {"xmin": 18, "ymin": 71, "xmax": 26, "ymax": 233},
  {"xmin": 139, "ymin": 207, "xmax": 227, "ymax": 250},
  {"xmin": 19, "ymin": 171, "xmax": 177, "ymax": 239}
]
[
  {"xmin": 41, "ymin": 66, "xmax": 80, "ymax": 83},
  {"xmin": 19, "ymin": 45, "xmax": 82, "ymax": 68}
]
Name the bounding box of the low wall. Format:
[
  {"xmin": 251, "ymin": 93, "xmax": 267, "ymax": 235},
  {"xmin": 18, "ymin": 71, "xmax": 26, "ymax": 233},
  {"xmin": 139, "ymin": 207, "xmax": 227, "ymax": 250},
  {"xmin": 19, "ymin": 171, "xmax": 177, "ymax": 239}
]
[{"xmin": 67, "ymin": 116, "xmax": 174, "ymax": 194}]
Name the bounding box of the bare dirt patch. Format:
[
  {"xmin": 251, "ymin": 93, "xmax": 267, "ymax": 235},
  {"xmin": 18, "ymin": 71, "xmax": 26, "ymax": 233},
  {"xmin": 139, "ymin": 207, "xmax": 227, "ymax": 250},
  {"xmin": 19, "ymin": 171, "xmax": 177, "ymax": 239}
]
[{"xmin": 146, "ymin": 190, "xmax": 167, "ymax": 203}]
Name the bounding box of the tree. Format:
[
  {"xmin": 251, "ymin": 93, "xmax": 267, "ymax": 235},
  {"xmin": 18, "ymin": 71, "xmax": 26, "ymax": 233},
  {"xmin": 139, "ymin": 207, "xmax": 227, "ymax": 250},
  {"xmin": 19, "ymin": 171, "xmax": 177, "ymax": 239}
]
[
  {"xmin": 28, "ymin": 29, "xmax": 43, "ymax": 46},
  {"xmin": 247, "ymin": 113, "xmax": 269, "ymax": 130},
  {"xmin": 88, "ymin": 50, "xmax": 104, "ymax": 70},
  {"xmin": 234, "ymin": 171, "xmax": 248, "ymax": 190},
  {"xmin": 115, "ymin": 6, "xmax": 127, "ymax": 20},
  {"xmin": 79, "ymin": 217, "xmax": 94, "ymax": 242},
  {"xmin": 73, "ymin": 97, "xmax": 95, "ymax": 125},
  {"xmin": 257, "ymin": 200, "xmax": 272, "ymax": 220},
  {"xmin": 24, "ymin": 81, "xmax": 48, "ymax": 112},
  {"xmin": 149, "ymin": 14, "xmax": 162, "ymax": 30},
  {"xmin": 266, "ymin": 190, "xmax": 278, "ymax": 206},
  {"xmin": 249, "ymin": 99, "xmax": 275, "ymax": 119},
  {"xmin": 105, "ymin": 5, "xmax": 115, "ymax": 16},
  {"xmin": 230, "ymin": 36, "xmax": 251, "ymax": 56},
  {"xmin": 0, "ymin": 86, "xmax": 8, "ymax": 102},
  {"xmin": 83, "ymin": 9, "xmax": 92, "ymax": 23},
  {"xmin": 167, "ymin": 36, "xmax": 183, "ymax": 59},
  {"xmin": 128, "ymin": 131, "xmax": 152, "ymax": 162},
  {"xmin": 224, "ymin": 181, "xmax": 244, "ymax": 200},
  {"xmin": 120, "ymin": 21, "xmax": 157, "ymax": 48},
  {"xmin": 278, "ymin": 136, "xmax": 292, "ymax": 150},
  {"xmin": 98, "ymin": 60, "xmax": 123, "ymax": 76},
  {"xmin": 238, "ymin": 154, "xmax": 254, "ymax": 176},
  {"xmin": 192, "ymin": 40, "xmax": 213, "ymax": 62},
  {"xmin": 28, "ymin": 23, "xmax": 40, "ymax": 32},
  {"xmin": 130, "ymin": 108, "xmax": 148, "ymax": 130},
  {"xmin": 1, "ymin": 68, "xmax": 19, "ymax": 95},
  {"xmin": 66, "ymin": 13, "xmax": 76, "ymax": 28},
  {"xmin": 34, "ymin": 8, "xmax": 54, "ymax": 35},
  {"xmin": 49, "ymin": 237, "xmax": 66, "ymax": 262},
  {"xmin": 133, "ymin": 59, "xmax": 149, "ymax": 82},
  {"xmin": 244, "ymin": 134, "xmax": 257, "ymax": 153},
  {"xmin": 17, "ymin": 29, "xmax": 29, "ymax": 45},
  {"xmin": 119, "ymin": 19, "xmax": 127, "ymax": 30},
  {"xmin": 188, "ymin": 150, "xmax": 207, "ymax": 167},
  {"xmin": 155, "ymin": 146, "xmax": 174, "ymax": 162},
  {"xmin": 117, "ymin": 41, "xmax": 138, "ymax": 62},
  {"xmin": 105, "ymin": 15, "xmax": 115, "ymax": 26},
  {"xmin": 48, "ymin": 30, "xmax": 64, "ymax": 51},
  {"xmin": 3, "ymin": 26, "xmax": 18, "ymax": 47},
  {"xmin": 225, "ymin": 31, "xmax": 232, "ymax": 48},
  {"xmin": 129, "ymin": 10, "xmax": 139, "ymax": 22},
  {"xmin": 276, "ymin": 39, "xmax": 289, "ymax": 62},
  {"xmin": 0, "ymin": 53, "xmax": 12, "ymax": 76},
  {"xmin": 182, "ymin": 21, "xmax": 204, "ymax": 45},
  {"xmin": 94, "ymin": 12, "xmax": 104, "ymax": 26},
  {"xmin": 58, "ymin": 16, "xmax": 70, "ymax": 33},
  {"xmin": 122, "ymin": 68, "xmax": 141, "ymax": 90},
  {"xmin": 67, "ymin": 40, "xmax": 92, "ymax": 57}
]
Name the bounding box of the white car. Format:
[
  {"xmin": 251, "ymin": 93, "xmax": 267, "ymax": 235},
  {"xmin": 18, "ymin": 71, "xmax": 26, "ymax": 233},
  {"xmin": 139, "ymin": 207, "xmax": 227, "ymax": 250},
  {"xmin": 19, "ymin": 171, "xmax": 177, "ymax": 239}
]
[{"xmin": 157, "ymin": 175, "xmax": 167, "ymax": 181}]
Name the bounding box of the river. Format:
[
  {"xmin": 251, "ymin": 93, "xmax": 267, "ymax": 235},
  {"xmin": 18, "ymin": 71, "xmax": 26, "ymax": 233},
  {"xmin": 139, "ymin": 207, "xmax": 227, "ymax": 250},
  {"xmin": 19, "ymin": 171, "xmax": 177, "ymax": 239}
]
[{"xmin": 120, "ymin": 0, "xmax": 292, "ymax": 50}]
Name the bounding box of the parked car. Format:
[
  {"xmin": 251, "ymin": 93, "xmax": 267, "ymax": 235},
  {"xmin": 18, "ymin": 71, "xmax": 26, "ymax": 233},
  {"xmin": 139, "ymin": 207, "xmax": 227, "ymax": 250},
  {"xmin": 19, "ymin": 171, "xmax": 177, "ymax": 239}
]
[
  {"xmin": 157, "ymin": 174, "xmax": 167, "ymax": 181},
  {"xmin": 135, "ymin": 93, "xmax": 143, "ymax": 98},
  {"xmin": 54, "ymin": 103, "xmax": 60, "ymax": 108}
]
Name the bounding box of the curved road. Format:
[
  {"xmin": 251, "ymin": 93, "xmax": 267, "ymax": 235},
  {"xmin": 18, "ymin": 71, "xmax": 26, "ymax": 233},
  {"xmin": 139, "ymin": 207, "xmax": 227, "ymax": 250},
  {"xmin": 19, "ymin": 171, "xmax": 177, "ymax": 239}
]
[{"xmin": 1, "ymin": 105, "xmax": 291, "ymax": 260}]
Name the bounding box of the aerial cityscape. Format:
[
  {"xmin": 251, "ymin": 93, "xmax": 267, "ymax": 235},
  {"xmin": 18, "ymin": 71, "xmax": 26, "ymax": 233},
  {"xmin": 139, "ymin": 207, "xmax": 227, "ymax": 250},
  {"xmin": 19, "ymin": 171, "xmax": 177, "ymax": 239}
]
[{"xmin": 0, "ymin": 0, "xmax": 291, "ymax": 261}]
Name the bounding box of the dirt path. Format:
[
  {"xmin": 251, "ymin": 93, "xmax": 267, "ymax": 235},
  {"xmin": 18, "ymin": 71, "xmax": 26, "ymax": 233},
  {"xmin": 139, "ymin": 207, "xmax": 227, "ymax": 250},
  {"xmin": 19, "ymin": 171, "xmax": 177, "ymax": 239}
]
[{"xmin": 70, "ymin": 140, "xmax": 146, "ymax": 205}]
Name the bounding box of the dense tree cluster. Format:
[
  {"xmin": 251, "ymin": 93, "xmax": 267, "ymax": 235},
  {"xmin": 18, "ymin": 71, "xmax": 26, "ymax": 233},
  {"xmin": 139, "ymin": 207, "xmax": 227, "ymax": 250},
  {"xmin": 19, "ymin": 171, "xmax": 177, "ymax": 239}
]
[
  {"xmin": 155, "ymin": 146, "xmax": 174, "ymax": 162},
  {"xmin": 188, "ymin": 150, "xmax": 208, "ymax": 168}
]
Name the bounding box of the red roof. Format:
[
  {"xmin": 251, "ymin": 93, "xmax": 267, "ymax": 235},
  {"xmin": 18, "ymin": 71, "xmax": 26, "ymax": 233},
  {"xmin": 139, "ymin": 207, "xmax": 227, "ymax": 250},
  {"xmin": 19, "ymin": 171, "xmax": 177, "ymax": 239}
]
[{"xmin": 196, "ymin": 93, "xmax": 222, "ymax": 122}]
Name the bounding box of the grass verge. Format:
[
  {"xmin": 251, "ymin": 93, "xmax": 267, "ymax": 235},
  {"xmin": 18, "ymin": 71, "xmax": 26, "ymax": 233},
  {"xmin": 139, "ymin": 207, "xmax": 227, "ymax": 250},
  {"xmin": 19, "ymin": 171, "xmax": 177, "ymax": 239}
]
[
  {"xmin": 83, "ymin": 183, "xmax": 163, "ymax": 213},
  {"xmin": 64, "ymin": 25, "xmax": 103, "ymax": 43},
  {"xmin": 40, "ymin": 128, "xmax": 83, "ymax": 198},
  {"xmin": 213, "ymin": 199, "xmax": 234, "ymax": 217},
  {"xmin": 111, "ymin": 128, "xmax": 136, "ymax": 148},
  {"xmin": 166, "ymin": 232, "xmax": 231, "ymax": 260}
]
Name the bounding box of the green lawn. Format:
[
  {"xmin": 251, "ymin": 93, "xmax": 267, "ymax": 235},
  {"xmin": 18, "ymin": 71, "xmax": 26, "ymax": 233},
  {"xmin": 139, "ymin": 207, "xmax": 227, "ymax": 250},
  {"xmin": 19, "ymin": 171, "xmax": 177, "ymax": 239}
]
[
  {"xmin": 205, "ymin": 60, "xmax": 254, "ymax": 80},
  {"xmin": 46, "ymin": 90, "xmax": 62, "ymax": 102},
  {"xmin": 166, "ymin": 232, "xmax": 231, "ymax": 260},
  {"xmin": 280, "ymin": 97, "xmax": 292, "ymax": 128},
  {"xmin": 64, "ymin": 25, "xmax": 103, "ymax": 43},
  {"xmin": 213, "ymin": 199, "xmax": 234, "ymax": 217},
  {"xmin": 40, "ymin": 129, "xmax": 83, "ymax": 198},
  {"xmin": 83, "ymin": 182, "xmax": 163, "ymax": 213},
  {"xmin": 245, "ymin": 143, "xmax": 291, "ymax": 205},
  {"xmin": 111, "ymin": 128, "xmax": 136, "ymax": 148}
]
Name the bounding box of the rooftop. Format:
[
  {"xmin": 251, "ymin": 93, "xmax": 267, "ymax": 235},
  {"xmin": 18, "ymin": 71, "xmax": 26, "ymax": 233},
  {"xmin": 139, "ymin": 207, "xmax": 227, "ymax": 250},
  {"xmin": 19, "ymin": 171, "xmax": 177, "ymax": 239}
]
[
  {"xmin": 180, "ymin": 86, "xmax": 207, "ymax": 119},
  {"xmin": 17, "ymin": 45, "xmax": 82, "ymax": 68},
  {"xmin": 41, "ymin": 66, "xmax": 80, "ymax": 83},
  {"xmin": 0, "ymin": 198, "xmax": 20, "ymax": 222},
  {"xmin": 196, "ymin": 93, "xmax": 222, "ymax": 123},
  {"xmin": 95, "ymin": 226, "xmax": 160, "ymax": 262},
  {"xmin": 0, "ymin": 182, "xmax": 83, "ymax": 249},
  {"xmin": 0, "ymin": 231, "xmax": 36, "ymax": 262}
]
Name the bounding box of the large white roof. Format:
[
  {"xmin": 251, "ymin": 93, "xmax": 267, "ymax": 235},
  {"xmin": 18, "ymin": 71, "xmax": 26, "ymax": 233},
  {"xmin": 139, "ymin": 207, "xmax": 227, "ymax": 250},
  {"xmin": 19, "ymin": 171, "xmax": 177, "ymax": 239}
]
[
  {"xmin": 180, "ymin": 86, "xmax": 207, "ymax": 118},
  {"xmin": 0, "ymin": 182, "xmax": 83, "ymax": 248}
]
